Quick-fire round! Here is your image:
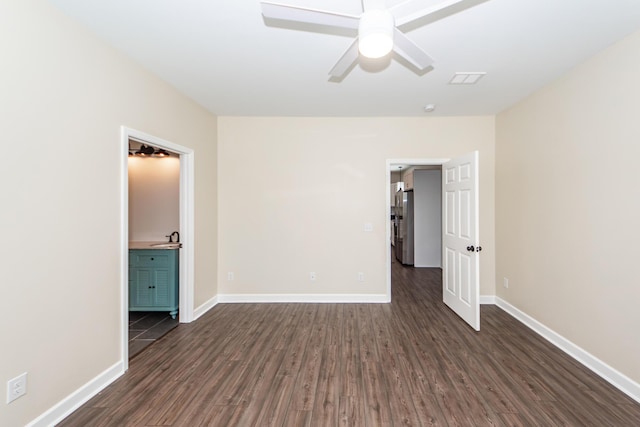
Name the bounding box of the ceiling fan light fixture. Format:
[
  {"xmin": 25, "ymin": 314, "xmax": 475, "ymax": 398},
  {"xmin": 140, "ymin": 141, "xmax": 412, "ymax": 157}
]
[{"xmin": 358, "ymin": 9, "xmax": 394, "ymax": 59}]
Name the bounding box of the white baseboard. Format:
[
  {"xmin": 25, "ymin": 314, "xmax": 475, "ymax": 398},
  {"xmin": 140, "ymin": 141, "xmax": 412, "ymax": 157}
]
[
  {"xmin": 495, "ymin": 296, "xmax": 640, "ymax": 404},
  {"xmin": 27, "ymin": 361, "xmax": 125, "ymax": 427},
  {"xmin": 480, "ymin": 295, "xmax": 496, "ymax": 304},
  {"xmin": 193, "ymin": 295, "xmax": 219, "ymax": 321},
  {"xmin": 218, "ymin": 293, "xmax": 390, "ymax": 303}
]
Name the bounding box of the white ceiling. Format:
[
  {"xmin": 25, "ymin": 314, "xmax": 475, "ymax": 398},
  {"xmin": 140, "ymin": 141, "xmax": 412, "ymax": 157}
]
[{"xmin": 50, "ymin": 0, "xmax": 640, "ymax": 116}]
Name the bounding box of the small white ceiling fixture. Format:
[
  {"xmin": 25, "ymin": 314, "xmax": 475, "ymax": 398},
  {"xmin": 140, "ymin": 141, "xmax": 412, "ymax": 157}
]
[
  {"xmin": 424, "ymin": 104, "xmax": 436, "ymax": 112},
  {"xmin": 261, "ymin": 0, "xmax": 489, "ymax": 80},
  {"xmin": 449, "ymin": 72, "xmax": 486, "ymax": 85}
]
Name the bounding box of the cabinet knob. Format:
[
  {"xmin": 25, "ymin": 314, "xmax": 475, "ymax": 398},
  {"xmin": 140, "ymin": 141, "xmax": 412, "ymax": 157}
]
[{"xmin": 150, "ymin": 257, "xmax": 154, "ymax": 261}]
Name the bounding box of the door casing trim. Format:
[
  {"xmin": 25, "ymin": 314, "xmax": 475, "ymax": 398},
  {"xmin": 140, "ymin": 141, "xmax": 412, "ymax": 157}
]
[
  {"xmin": 385, "ymin": 158, "xmax": 450, "ymax": 301},
  {"xmin": 120, "ymin": 126, "xmax": 195, "ymax": 370}
]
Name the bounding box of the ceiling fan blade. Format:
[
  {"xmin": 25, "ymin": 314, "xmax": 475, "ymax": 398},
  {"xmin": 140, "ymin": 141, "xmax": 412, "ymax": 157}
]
[
  {"xmin": 261, "ymin": 2, "xmax": 360, "ymax": 29},
  {"xmin": 329, "ymin": 39, "xmax": 360, "ymax": 78},
  {"xmin": 389, "ymin": 0, "xmax": 469, "ymax": 27},
  {"xmin": 392, "ymin": 28, "xmax": 434, "ymax": 71}
]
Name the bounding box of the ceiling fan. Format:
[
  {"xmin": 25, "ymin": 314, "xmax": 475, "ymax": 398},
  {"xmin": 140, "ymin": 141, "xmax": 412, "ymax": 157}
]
[{"xmin": 260, "ymin": 0, "xmax": 483, "ymax": 79}]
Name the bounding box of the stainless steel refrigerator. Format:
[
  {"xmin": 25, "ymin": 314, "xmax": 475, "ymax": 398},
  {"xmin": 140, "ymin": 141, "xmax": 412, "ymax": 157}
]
[{"xmin": 394, "ymin": 190, "xmax": 414, "ymax": 265}]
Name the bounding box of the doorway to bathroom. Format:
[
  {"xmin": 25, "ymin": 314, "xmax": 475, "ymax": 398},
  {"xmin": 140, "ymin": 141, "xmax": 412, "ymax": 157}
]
[{"xmin": 120, "ymin": 127, "xmax": 195, "ymax": 367}]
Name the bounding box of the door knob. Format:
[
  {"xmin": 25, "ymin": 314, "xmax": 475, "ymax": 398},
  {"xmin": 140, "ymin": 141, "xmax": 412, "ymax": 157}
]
[
  {"xmin": 477, "ymin": 246, "xmax": 482, "ymax": 252},
  {"xmin": 466, "ymin": 245, "xmax": 475, "ymax": 252}
]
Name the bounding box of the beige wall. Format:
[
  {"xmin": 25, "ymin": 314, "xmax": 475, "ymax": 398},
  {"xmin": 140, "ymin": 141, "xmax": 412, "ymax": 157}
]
[
  {"xmin": 0, "ymin": 1, "xmax": 217, "ymax": 425},
  {"xmin": 218, "ymin": 117, "xmax": 495, "ymax": 297},
  {"xmin": 128, "ymin": 156, "xmax": 180, "ymax": 242},
  {"xmin": 496, "ymin": 30, "xmax": 640, "ymax": 384}
]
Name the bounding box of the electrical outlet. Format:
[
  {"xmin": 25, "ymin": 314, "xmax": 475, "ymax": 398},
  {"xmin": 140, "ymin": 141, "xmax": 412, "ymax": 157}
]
[
  {"xmin": 227, "ymin": 272, "xmax": 234, "ymax": 281},
  {"xmin": 7, "ymin": 372, "xmax": 27, "ymax": 404},
  {"xmin": 503, "ymin": 277, "xmax": 509, "ymax": 289},
  {"xmin": 357, "ymin": 272, "xmax": 365, "ymax": 282},
  {"xmin": 309, "ymin": 272, "xmax": 316, "ymax": 281},
  {"xmin": 364, "ymin": 222, "xmax": 373, "ymax": 232}
]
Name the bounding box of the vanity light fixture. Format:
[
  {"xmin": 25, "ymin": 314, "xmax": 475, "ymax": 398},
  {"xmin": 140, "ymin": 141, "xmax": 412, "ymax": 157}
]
[
  {"xmin": 153, "ymin": 149, "xmax": 170, "ymax": 157},
  {"xmin": 135, "ymin": 144, "xmax": 155, "ymax": 156}
]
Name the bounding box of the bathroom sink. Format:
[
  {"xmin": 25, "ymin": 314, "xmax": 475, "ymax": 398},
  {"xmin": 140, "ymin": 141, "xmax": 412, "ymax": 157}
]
[{"xmin": 150, "ymin": 242, "xmax": 182, "ymax": 249}]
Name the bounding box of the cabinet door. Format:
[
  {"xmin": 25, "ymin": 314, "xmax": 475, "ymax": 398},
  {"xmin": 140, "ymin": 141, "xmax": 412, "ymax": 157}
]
[
  {"xmin": 404, "ymin": 171, "xmax": 414, "ymax": 189},
  {"xmin": 152, "ymin": 269, "xmax": 172, "ymax": 306},
  {"xmin": 131, "ymin": 268, "xmax": 154, "ymax": 306}
]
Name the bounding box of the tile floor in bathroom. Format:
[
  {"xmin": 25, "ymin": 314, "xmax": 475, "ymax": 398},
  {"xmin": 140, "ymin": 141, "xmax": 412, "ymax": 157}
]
[{"xmin": 129, "ymin": 311, "xmax": 179, "ymax": 358}]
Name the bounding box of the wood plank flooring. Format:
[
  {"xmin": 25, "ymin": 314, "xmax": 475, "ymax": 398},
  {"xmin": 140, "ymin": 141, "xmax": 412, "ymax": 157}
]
[{"xmin": 59, "ymin": 260, "xmax": 640, "ymax": 426}]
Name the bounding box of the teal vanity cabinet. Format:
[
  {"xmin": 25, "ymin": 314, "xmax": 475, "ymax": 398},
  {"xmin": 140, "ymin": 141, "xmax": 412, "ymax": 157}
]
[{"xmin": 129, "ymin": 249, "xmax": 179, "ymax": 319}]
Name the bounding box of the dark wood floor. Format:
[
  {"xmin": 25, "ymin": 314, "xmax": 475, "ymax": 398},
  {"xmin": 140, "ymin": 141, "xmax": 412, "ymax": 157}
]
[{"xmin": 60, "ymin": 261, "xmax": 640, "ymax": 426}]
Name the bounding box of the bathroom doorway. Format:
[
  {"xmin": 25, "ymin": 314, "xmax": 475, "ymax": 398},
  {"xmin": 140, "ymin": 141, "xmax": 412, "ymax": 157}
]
[{"xmin": 120, "ymin": 127, "xmax": 195, "ymax": 368}]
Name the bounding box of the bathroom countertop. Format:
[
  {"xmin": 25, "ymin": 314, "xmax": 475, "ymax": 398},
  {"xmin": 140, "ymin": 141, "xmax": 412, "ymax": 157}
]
[{"xmin": 129, "ymin": 241, "xmax": 180, "ymax": 250}]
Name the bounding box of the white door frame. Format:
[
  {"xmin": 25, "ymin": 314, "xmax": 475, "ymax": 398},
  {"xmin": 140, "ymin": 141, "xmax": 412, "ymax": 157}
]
[
  {"xmin": 120, "ymin": 127, "xmax": 195, "ymax": 369},
  {"xmin": 385, "ymin": 158, "xmax": 449, "ymax": 300}
]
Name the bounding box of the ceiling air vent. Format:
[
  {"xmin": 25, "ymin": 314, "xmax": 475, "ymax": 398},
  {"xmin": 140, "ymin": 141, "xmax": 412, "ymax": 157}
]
[{"xmin": 449, "ymin": 72, "xmax": 486, "ymax": 85}]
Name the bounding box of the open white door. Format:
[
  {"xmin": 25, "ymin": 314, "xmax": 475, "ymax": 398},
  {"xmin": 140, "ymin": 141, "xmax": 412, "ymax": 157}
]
[{"xmin": 442, "ymin": 151, "xmax": 480, "ymax": 331}]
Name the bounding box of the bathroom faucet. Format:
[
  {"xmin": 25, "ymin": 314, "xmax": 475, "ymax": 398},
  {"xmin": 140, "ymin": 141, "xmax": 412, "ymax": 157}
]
[{"xmin": 166, "ymin": 231, "xmax": 180, "ymax": 243}]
